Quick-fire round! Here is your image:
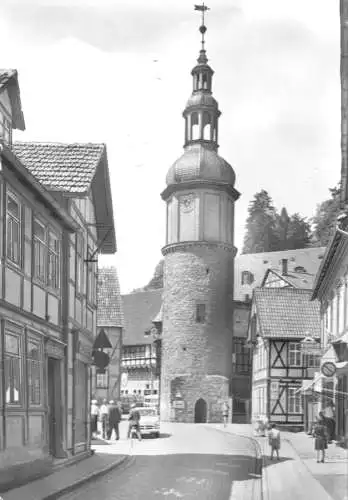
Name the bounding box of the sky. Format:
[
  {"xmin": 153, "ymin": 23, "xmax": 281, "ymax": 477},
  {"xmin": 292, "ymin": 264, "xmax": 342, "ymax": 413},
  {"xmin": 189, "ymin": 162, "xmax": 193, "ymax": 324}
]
[{"xmin": 0, "ymin": 0, "xmax": 341, "ymax": 293}]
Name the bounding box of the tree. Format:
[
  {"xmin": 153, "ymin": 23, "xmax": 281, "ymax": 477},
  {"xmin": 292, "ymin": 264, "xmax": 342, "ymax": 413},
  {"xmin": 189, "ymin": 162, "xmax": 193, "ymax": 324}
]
[
  {"xmin": 286, "ymin": 213, "xmax": 312, "ymax": 249},
  {"xmin": 311, "ymin": 185, "xmax": 341, "ymax": 247},
  {"xmin": 275, "ymin": 207, "xmax": 290, "ymax": 251},
  {"xmin": 242, "ymin": 190, "xmax": 279, "ymax": 254},
  {"xmin": 144, "ymin": 260, "xmax": 164, "ymax": 290}
]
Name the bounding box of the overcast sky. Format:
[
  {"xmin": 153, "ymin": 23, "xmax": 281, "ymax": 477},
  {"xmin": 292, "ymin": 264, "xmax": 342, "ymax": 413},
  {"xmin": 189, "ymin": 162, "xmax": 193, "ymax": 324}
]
[{"xmin": 1, "ymin": 0, "xmax": 340, "ymax": 293}]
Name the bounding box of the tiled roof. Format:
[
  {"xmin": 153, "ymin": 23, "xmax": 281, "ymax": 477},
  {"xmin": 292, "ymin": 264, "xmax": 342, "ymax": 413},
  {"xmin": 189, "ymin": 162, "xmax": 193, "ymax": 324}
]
[
  {"xmin": 0, "ymin": 69, "xmax": 15, "ymax": 89},
  {"xmin": 254, "ymin": 288, "xmax": 321, "ymax": 339},
  {"xmin": 235, "ymin": 247, "xmax": 326, "ymax": 300},
  {"xmin": 13, "ymin": 142, "xmax": 105, "ymax": 193},
  {"xmin": 122, "ymin": 290, "xmax": 163, "ymax": 346},
  {"xmin": 97, "ymin": 266, "xmax": 124, "ymax": 328}
]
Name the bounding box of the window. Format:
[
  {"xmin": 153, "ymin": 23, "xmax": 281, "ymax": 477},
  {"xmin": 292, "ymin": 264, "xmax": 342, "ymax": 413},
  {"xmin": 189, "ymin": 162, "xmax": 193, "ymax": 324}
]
[
  {"xmin": 0, "ymin": 110, "xmax": 11, "ymax": 143},
  {"xmin": 96, "ymin": 370, "xmax": 108, "ymax": 389},
  {"xmin": 4, "ymin": 332, "xmax": 22, "ymax": 404},
  {"xmin": 86, "ymin": 246, "xmax": 94, "ymax": 303},
  {"xmin": 241, "ymin": 271, "xmax": 254, "ymax": 286},
  {"xmin": 288, "ymin": 387, "xmax": 302, "ymax": 413},
  {"xmin": 6, "ymin": 193, "xmax": 21, "ymax": 265},
  {"xmin": 33, "ymin": 219, "xmax": 47, "ymax": 283},
  {"xmin": 48, "ymin": 231, "xmax": 60, "ymax": 289},
  {"xmin": 289, "ymin": 342, "xmax": 302, "ymax": 367},
  {"xmin": 234, "ymin": 338, "xmax": 251, "ymax": 373},
  {"xmin": 294, "ymin": 266, "xmax": 307, "ymax": 273},
  {"xmin": 304, "ymin": 353, "xmax": 321, "ymax": 368},
  {"xmin": 196, "ymin": 304, "xmax": 206, "ymax": 324},
  {"xmin": 75, "ymin": 234, "xmax": 84, "ymax": 295},
  {"xmin": 27, "ymin": 339, "xmax": 42, "ymax": 405}
]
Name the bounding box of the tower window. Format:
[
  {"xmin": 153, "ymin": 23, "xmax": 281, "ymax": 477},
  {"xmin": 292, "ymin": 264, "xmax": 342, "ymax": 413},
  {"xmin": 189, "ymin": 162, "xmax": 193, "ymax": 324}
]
[
  {"xmin": 202, "ymin": 73, "xmax": 208, "ymax": 89},
  {"xmin": 203, "ymin": 112, "xmax": 211, "ymax": 141},
  {"xmin": 196, "ymin": 304, "xmax": 206, "ymax": 324},
  {"xmin": 191, "ymin": 112, "xmax": 199, "ymax": 140}
]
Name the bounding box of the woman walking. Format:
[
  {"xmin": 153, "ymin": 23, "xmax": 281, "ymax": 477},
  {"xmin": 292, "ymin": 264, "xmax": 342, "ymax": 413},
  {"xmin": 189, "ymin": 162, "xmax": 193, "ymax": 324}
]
[{"xmin": 313, "ymin": 412, "xmax": 328, "ymax": 463}]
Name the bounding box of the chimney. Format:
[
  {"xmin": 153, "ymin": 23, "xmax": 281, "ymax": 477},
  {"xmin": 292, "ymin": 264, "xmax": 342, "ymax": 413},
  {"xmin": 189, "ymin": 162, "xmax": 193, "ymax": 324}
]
[{"xmin": 281, "ymin": 259, "xmax": 288, "ymax": 276}]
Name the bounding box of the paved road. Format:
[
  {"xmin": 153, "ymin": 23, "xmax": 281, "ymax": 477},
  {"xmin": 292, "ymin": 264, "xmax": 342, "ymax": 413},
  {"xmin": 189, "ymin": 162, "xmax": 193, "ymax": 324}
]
[{"xmin": 61, "ymin": 423, "xmax": 258, "ymax": 500}]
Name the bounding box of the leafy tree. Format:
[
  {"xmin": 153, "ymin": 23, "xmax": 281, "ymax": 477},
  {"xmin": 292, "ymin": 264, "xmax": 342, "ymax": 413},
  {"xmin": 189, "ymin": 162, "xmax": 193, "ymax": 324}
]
[
  {"xmin": 275, "ymin": 207, "xmax": 290, "ymax": 251},
  {"xmin": 242, "ymin": 190, "xmax": 279, "ymax": 254},
  {"xmin": 311, "ymin": 185, "xmax": 341, "ymax": 247}
]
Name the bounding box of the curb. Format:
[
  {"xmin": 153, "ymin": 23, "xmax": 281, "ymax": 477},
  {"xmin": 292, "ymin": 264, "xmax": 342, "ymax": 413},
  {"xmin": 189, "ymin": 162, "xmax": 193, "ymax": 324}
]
[
  {"xmin": 204, "ymin": 426, "xmax": 263, "ymax": 500},
  {"xmin": 42, "ymin": 455, "xmax": 131, "ymax": 500}
]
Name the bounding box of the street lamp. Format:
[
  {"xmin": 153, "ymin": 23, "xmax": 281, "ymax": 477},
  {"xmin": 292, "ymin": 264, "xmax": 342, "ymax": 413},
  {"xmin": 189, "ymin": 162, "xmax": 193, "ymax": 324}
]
[{"xmin": 92, "ymin": 328, "xmax": 112, "ymax": 376}]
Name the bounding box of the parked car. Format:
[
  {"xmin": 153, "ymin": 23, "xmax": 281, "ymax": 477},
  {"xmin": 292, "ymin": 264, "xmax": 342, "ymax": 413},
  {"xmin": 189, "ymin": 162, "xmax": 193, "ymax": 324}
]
[{"xmin": 136, "ymin": 407, "xmax": 160, "ymax": 438}]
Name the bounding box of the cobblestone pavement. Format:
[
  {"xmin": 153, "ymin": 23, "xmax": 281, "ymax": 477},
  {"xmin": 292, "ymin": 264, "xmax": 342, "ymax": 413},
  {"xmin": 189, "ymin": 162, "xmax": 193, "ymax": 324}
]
[{"xmin": 60, "ymin": 423, "xmax": 259, "ymax": 500}]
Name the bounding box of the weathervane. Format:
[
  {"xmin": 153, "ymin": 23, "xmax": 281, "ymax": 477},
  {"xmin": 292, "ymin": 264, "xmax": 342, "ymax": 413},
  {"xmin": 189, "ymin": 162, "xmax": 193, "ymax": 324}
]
[{"xmin": 194, "ymin": 2, "xmax": 210, "ymax": 52}]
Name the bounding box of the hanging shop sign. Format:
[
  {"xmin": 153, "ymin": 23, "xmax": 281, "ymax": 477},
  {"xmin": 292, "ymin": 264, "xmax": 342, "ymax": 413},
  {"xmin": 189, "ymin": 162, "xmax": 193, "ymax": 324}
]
[{"xmin": 321, "ymin": 361, "xmax": 336, "ymax": 378}]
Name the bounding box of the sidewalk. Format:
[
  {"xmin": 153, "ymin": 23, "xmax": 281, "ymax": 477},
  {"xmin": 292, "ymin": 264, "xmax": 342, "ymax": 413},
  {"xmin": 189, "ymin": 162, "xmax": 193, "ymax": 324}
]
[
  {"xmin": 2, "ymin": 448, "xmax": 128, "ymax": 500},
  {"xmin": 216, "ymin": 424, "xmax": 348, "ymax": 500}
]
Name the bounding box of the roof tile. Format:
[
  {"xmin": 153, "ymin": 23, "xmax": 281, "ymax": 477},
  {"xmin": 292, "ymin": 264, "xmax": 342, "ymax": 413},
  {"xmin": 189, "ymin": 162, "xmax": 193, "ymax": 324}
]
[
  {"xmin": 254, "ymin": 288, "xmax": 321, "ymax": 339},
  {"xmin": 13, "ymin": 142, "xmax": 105, "ymax": 193},
  {"xmin": 97, "ymin": 266, "xmax": 124, "ymax": 328},
  {"xmin": 122, "ymin": 290, "xmax": 162, "ymax": 346}
]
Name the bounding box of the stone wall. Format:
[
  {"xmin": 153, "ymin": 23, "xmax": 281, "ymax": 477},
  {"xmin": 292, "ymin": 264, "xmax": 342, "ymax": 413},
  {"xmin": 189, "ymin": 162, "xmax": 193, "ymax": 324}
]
[{"xmin": 160, "ymin": 243, "xmax": 235, "ymax": 422}]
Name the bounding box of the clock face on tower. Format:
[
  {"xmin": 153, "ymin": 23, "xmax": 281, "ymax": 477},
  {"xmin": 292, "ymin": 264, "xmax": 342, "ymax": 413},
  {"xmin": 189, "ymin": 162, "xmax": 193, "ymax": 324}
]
[{"xmin": 180, "ymin": 194, "xmax": 195, "ymax": 213}]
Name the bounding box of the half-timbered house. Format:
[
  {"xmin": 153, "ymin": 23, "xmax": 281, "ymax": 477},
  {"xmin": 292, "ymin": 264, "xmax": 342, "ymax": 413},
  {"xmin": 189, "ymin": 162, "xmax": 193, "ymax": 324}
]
[
  {"xmin": 248, "ymin": 288, "xmax": 321, "ymax": 429},
  {"xmin": 94, "ymin": 266, "xmax": 124, "ymax": 402},
  {"xmin": 121, "ymin": 290, "xmax": 162, "ymax": 403}
]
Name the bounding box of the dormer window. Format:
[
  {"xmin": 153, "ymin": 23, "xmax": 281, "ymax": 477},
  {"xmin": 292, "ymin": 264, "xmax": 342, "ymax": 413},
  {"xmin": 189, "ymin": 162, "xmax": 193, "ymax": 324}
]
[{"xmin": 0, "ymin": 109, "xmax": 12, "ymax": 144}]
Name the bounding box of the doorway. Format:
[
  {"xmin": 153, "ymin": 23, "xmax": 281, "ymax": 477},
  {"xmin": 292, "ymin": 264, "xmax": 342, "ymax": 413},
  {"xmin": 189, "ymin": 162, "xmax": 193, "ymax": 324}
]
[{"xmin": 194, "ymin": 398, "xmax": 207, "ymax": 423}]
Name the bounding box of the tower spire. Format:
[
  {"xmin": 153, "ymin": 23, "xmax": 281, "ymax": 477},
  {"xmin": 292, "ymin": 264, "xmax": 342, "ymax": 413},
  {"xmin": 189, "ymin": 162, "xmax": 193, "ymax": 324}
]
[{"xmin": 194, "ymin": 3, "xmax": 210, "ymax": 63}]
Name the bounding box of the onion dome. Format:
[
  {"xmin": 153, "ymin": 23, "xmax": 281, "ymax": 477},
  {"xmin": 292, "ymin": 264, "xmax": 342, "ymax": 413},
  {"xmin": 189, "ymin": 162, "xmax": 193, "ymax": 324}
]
[{"xmin": 166, "ymin": 144, "xmax": 235, "ymax": 186}]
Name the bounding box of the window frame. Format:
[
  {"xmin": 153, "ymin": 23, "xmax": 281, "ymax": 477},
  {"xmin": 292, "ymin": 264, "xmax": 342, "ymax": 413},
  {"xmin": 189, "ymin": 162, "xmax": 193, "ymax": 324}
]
[
  {"xmin": 241, "ymin": 271, "xmax": 254, "ymax": 286},
  {"xmin": 6, "ymin": 191, "xmax": 22, "ymax": 266},
  {"xmin": 4, "ymin": 330, "xmax": 23, "ymax": 406},
  {"xmin": 47, "ymin": 230, "xmax": 60, "ymax": 290},
  {"xmin": 96, "ymin": 369, "xmax": 109, "ymax": 389},
  {"xmin": 86, "ymin": 246, "xmax": 95, "ymax": 304},
  {"xmin": 33, "ymin": 217, "xmax": 48, "ymax": 284},
  {"xmin": 27, "ymin": 335, "xmax": 43, "ymax": 406},
  {"xmin": 234, "ymin": 338, "xmax": 251, "ymax": 374},
  {"xmin": 196, "ymin": 303, "xmax": 206, "ymax": 324},
  {"xmin": 288, "ymin": 386, "xmax": 302, "ymax": 414},
  {"xmin": 288, "ymin": 342, "xmax": 302, "ymax": 367},
  {"xmin": 75, "ymin": 233, "xmax": 84, "ymax": 296}
]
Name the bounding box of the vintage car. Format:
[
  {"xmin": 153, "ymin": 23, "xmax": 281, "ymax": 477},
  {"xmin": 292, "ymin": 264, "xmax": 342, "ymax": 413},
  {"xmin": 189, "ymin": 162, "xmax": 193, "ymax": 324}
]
[{"xmin": 136, "ymin": 407, "xmax": 160, "ymax": 438}]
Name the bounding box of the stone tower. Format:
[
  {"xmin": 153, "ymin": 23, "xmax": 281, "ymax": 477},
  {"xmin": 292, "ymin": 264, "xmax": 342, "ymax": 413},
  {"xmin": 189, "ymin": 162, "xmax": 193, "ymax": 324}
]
[{"xmin": 160, "ymin": 6, "xmax": 240, "ymax": 423}]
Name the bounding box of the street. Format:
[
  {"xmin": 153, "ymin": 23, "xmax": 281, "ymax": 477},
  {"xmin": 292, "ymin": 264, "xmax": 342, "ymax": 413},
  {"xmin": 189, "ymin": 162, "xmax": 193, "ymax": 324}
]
[{"xmin": 60, "ymin": 423, "xmax": 259, "ymax": 500}]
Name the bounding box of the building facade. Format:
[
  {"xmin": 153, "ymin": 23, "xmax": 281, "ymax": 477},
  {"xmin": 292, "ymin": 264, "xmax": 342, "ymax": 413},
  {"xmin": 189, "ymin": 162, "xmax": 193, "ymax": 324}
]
[
  {"xmin": 159, "ymin": 16, "xmax": 240, "ymax": 423},
  {"xmin": 0, "ymin": 69, "xmax": 117, "ymax": 489},
  {"xmin": 93, "ymin": 266, "xmax": 123, "ymax": 402},
  {"xmin": 248, "ymin": 288, "xmax": 321, "ymax": 430}
]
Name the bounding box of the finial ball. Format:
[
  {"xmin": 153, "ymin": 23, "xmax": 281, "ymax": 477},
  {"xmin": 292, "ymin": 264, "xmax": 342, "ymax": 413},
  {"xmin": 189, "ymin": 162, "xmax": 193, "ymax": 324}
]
[{"xmin": 199, "ymin": 25, "xmax": 207, "ymax": 34}]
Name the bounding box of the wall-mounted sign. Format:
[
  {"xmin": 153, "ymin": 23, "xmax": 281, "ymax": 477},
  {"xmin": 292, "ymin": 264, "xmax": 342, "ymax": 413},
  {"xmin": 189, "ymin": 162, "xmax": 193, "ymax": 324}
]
[
  {"xmin": 173, "ymin": 400, "xmax": 185, "ymax": 409},
  {"xmin": 321, "ymin": 361, "xmax": 336, "ymax": 378},
  {"xmin": 121, "ymin": 372, "xmax": 128, "ymax": 388}
]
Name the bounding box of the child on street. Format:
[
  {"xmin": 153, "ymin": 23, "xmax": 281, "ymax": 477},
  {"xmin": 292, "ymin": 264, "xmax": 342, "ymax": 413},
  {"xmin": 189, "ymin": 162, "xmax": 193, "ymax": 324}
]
[{"xmin": 268, "ymin": 424, "xmax": 281, "ymax": 460}]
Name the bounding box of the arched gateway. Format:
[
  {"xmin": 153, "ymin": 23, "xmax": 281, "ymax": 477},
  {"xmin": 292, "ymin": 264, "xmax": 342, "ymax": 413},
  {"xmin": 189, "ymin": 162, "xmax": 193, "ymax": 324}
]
[{"xmin": 194, "ymin": 398, "xmax": 207, "ymax": 423}]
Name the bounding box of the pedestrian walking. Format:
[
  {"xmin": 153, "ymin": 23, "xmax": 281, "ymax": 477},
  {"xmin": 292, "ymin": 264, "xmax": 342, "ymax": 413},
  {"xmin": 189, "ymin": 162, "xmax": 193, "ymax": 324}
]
[
  {"xmin": 99, "ymin": 399, "xmax": 109, "ymax": 439},
  {"xmin": 222, "ymin": 401, "xmax": 229, "ymax": 427},
  {"xmin": 127, "ymin": 403, "xmax": 142, "ymax": 441},
  {"xmin": 90, "ymin": 399, "xmax": 99, "ymax": 438},
  {"xmin": 323, "ymin": 400, "xmax": 336, "ymax": 443},
  {"xmin": 107, "ymin": 400, "xmax": 121, "ymax": 440},
  {"xmin": 267, "ymin": 424, "xmax": 281, "ymax": 460},
  {"xmin": 313, "ymin": 412, "xmax": 328, "ymax": 463}
]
